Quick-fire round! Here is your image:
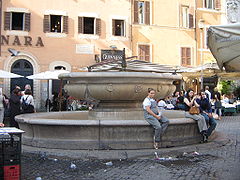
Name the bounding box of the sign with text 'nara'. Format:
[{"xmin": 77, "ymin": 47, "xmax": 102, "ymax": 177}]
[{"xmin": 1, "ymin": 35, "xmax": 44, "ymax": 47}]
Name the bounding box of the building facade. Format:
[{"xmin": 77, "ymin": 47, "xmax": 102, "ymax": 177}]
[
  {"xmin": 0, "ymin": 0, "xmax": 226, "ymax": 109},
  {"xmin": 0, "ymin": 0, "xmax": 132, "ymax": 108},
  {"xmin": 131, "ymin": 0, "xmax": 225, "ymax": 91}
]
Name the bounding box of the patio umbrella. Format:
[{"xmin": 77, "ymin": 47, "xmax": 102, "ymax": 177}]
[
  {"xmin": 27, "ymin": 70, "xmax": 70, "ymax": 111},
  {"xmin": 0, "ymin": 70, "xmax": 23, "ymax": 78},
  {"xmin": 27, "ymin": 70, "xmax": 69, "ymax": 80}
]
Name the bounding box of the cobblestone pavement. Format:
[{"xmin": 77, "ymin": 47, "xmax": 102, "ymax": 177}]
[{"xmin": 21, "ymin": 116, "xmax": 240, "ymax": 180}]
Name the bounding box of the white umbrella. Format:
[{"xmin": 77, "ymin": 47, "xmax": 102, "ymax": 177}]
[
  {"xmin": 27, "ymin": 70, "xmax": 69, "ymax": 80},
  {"xmin": 27, "ymin": 70, "xmax": 70, "ymax": 111},
  {"xmin": 0, "ymin": 70, "xmax": 23, "ymax": 78}
]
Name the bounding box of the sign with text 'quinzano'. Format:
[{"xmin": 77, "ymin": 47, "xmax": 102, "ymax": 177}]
[{"xmin": 101, "ymin": 50, "xmax": 123, "ymax": 61}]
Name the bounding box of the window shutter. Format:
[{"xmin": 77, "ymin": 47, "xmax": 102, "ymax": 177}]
[
  {"xmin": 112, "ymin": 19, "xmax": 115, "ymax": 36},
  {"xmin": 78, "ymin": 17, "xmax": 83, "ymax": 34},
  {"xmin": 134, "ymin": 0, "xmax": 139, "ymax": 24},
  {"xmin": 215, "ymin": 0, "xmax": 221, "ymax": 10},
  {"xmin": 63, "ymin": 16, "xmax": 68, "ymax": 33},
  {"xmin": 186, "ymin": 48, "xmax": 191, "ymax": 65},
  {"xmin": 145, "ymin": 1, "xmax": 150, "ymax": 25},
  {"xmin": 189, "ymin": 14, "xmax": 193, "ymax": 28},
  {"xmin": 189, "ymin": 7, "xmax": 194, "ymax": 28},
  {"xmin": 181, "ymin": 47, "xmax": 186, "ymax": 65},
  {"xmin": 24, "ymin": 13, "xmax": 31, "ymax": 31},
  {"xmin": 4, "ymin": 12, "xmax": 11, "ymax": 30},
  {"xmin": 145, "ymin": 45, "xmax": 150, "ymax": 61},
  {"xmin": 138, "ymin": 45, "xmax": 143, "ymax": 60},
  {"xmin": 96, "ymin": 18, "xmax": 101, "ymax": 36},
  {"xmin": 43, "ymin": 15, "xmax": 50, "ymax": 33}
]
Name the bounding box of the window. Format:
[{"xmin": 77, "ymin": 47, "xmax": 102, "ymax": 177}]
[
  {"xmin": 78, "ymin": 17, "xmax": 101, "ymax": 35},
  {"xmin": 134, "ymin": 1, "xmax": 150, "ymax": 25},
  {"xmin": 181, "ymin": 47, "xmax": 191, "ymax": 66},
  {"xmin": 50, "ymin": 15, "xmax": 61, "ymax": 32},
  {"xmin": 139, "ymin": 2, "xmax": 145, "ymax": 24},
  {"xmin": 112, "ymin": 19, "xmax": 125, "ymax": 36},
  {"xmin": 4, "ymin": 12, "xmax": 31, "ymax": 31},
  {"xmin": 181, "ymin": 6, "xmax": 194, "ymax": 28},
  {"xmin": 204, "ymin": 0, "xmax": 221, "ymax": 10},
  {"xmin": 182, "ymin": 6, "xmax": 189, "ymax": 28},
  {"xmin": 138, "ymin": 44, "xmax": 150, "ymax": 62},
  {"xmin": 43, "ymin": 15, "xmax": 68, "ymax": 33},
  {"xmin": 204, "ymin": 27, "xmax": 209, "ymax": 49},
  {"xmin": 204, "ymin": 0, "xmax": 214, "ymax": 9}
]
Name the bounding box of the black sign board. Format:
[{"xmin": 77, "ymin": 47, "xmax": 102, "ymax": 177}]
[{"xmin": 101, "ymin": 50, "xmax": 123, "ymax": 61}]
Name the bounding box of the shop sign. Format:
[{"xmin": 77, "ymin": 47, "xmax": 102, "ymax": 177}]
[
  {"xmin": 101, "ymin": 50, "xmax": 123, "ymax": 61},
  {"xmin": 1, "ymin": 35, "xmax": 44, "ymax": 47}
]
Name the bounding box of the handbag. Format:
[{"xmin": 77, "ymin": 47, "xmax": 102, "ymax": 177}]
[
  {"xmin": 189, "ymin": 106, "xmax": 200, "ymax": 115},
  {"xmin": 214, "ymin": 101, "xmax": 222, "ymax": 108}
]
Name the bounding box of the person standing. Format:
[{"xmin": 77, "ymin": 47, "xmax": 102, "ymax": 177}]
[
  {"xmin": 213, "ymin": 87, "xmax": 222, "ymax": 120},
  {"xmin": 143, "ymin": 88, "xmax": 169, "ymax": 149},
  {"xmin": 21, "ymin": 89, "xmax": 35, "ymax": 113},
  {"xmin": 205, "ymin": 86, "xmax": 212, "ymax": 100},
  {"xmin": 184, "ymin": 89, "xmax": 208, "ymax": 142},
  {"xmin": 9, "ymin": 88, "xmax": 21, "ymax": 128}
]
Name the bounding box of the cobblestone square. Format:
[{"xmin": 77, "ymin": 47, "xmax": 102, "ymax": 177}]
[{"xmin": 20, "ymin": 116, "xmax": 240, "ymax": 180}]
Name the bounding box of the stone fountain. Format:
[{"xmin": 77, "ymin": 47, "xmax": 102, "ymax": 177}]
[{"xmin": 16, "ymin": 72, "xmax": 202, "ymax": 150}]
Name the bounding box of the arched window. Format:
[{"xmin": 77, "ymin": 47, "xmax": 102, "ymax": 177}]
[{"xmin": 11, "ymin": 59, "xmax": 33, "ymax": 92}]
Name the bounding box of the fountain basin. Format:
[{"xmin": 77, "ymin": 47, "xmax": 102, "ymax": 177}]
[
  {"xmin": 60, "ymin": 72, "xmax": 181, "ymax": 108},
  {"xmin": 15, "ymin": 110, "xmax": 202, "ymax": 150}
]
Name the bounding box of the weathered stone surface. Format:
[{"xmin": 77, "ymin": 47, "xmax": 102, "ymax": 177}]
[{"xmin": 15, "ymin": 110, "xmax": 202, "ymax": 150}]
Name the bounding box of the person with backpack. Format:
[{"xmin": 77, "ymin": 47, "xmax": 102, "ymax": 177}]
[{"xmin": 21, "ymin": 89, "xmax": 35, "ymax": 113}]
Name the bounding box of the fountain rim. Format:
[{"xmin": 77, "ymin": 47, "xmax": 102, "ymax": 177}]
[{"xmin": 59, "ymin": 71, "xmax": 182, "ymax": 80}]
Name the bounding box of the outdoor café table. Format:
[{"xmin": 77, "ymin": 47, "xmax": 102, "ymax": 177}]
[
  {"xmin": 236, "ymin": 101, "xmax": 240, "ymax": 113},
  {"xmin": 221, "ymin": 103, "xmax": 237, "ymax": 116}
]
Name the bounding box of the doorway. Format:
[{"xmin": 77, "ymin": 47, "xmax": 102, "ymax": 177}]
[{"xmin": 11, "ymin": 59, "xmax": 33, "ymax": 92}]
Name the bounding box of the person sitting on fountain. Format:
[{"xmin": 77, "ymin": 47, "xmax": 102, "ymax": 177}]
[
  {"xmin": 196, "ymin": 90, "xmax": 217, "ymax": 141},
  {"xmin": 184, "ymin": 89, "xmax": 208, "ymax": 143},
  {"xmin": 143, "ymin": 88, "xmax": 169, "ymax": 149}
]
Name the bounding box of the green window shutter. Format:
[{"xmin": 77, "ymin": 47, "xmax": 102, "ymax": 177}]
[
  {"xmin": 4, "ymin": 12, "xmax": 11, "ymax": 30},
  {"xmin": 78, "ymin": 16, "xmax": 83, "ymax": 34},
  {"xmin": 134, "ymin": 1, "xmax": 139, "ymax": 24},
  {"xmin": 145, "ymin": 1, "xmax": 150, "ymax": 25},
  {"xmin": 43, "ymin": 15, "xmax": 50, "ymax": 33},
  {"xmin": 96, "ymin": 18, "xmax": 101, "ymax": 36},
  {"xmin": 24, "ymin": 13, "xmax": 31, "ymax": 31},
  {"xmin": 63, "ymin": 16, "xmax": 68, "ymax": 33}
]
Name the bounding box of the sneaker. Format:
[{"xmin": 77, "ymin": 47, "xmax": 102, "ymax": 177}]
[{"xmin": 202, "ymin": 133, "xmax": 208, "ymax": 143}]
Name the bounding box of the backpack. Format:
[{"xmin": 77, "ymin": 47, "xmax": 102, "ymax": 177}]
[{"xmin": 22, "ymin": 96, "xmax": 29, "ymax": 110}]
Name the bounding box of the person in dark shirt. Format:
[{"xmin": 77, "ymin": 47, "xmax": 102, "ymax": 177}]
[
  {"xmin": 9, "ymin": 88, "xmax": 21, "ymax": 128},
  {"xmin": 176, "ymin": 90, "xmax": 185, "ymax": 110},
  {"xmin": 196, "ymin": 91, "xmax": 217, "ymax": 140}
]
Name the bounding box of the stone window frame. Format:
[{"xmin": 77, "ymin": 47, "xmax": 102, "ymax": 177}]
[
  {"xmin": 4, "ymin": 7, "xmax": 30, "ymax": 36},
  {"xmin": 43, "ymin": 10, "xmax": 68, "ymax": 38},
  {"xmin": 179, "ymin": 5, "xmax": 195, "ymax": 29},
  {"xmin": 133, "ymin": 0, "xmax": 151, "ymax": 25},
  {"xmin": 137, "ymin": 43, "xmax": 152, "ymax": 62},
  {"xmin": 180, "ymin": 47, "xmax": 192, "ymax": 66},
  {"xmin": 202, "ymin": 0, "xmax": 221, "ymax": 11},
  {"xmin": 109, "ymin": 15, "xmax": 128, "ymax": 41},
  {"xmin": 77, "ymin": 12, "xmax": 100, "ymax": 40}
]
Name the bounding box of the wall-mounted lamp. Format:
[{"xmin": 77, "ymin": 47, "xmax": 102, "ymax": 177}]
[
  {"xmin": 198, "ymin": 19, "xmax": 205, "ymax": 29},
  {"xmin": 8, "ymin": 48, "xmax": 19, "ymax": 56},
  {"xmin": 109, "ymin": 45, "xmax": 117, "ymax": 50}
]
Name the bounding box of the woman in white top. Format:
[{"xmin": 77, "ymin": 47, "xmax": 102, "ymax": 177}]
[{"xmin": 21, "ymin": 89, "xmax": 35, "ymax": 113}]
